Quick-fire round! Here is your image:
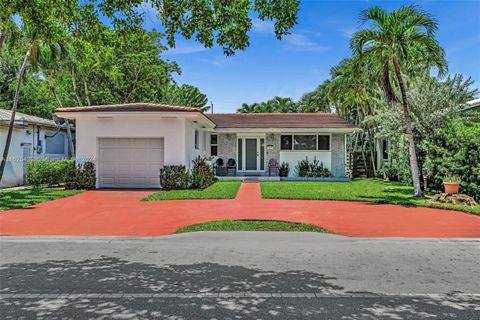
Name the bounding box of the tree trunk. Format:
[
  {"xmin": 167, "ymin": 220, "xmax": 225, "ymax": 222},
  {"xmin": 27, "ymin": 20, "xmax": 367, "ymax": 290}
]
[
  {"xmin": 52, "ymin": 88, "xmax": 75, "ymax": 158},
  {"xmin": 0, "ymin": 30, "xmax": 7, "ymax": 54},
  {"xmin": 392, "ymin": 54, "xmax": 423, "ymax": 197},
  {"xmin": 83, "ymin": 80, "xmax": 91, "ymax": 105},
  {"xmin": 0, "ymin": 49, "xmax": 30, "ymax": 182},
  {"xmin": 71, "ymin": 70, "xmax": 83, "ymax": 106}
]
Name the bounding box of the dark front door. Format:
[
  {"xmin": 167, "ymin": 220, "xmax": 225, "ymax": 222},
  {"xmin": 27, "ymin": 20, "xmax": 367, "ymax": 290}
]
[{"xmin": 245, "ymin": 138, "xmax": 258, "ymax": 171}]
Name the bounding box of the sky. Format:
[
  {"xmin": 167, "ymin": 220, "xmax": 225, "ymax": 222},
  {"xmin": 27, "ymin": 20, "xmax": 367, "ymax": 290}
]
[{"xmin": 139, "ymin": 0, "xmax": 480, "ymax": 112}]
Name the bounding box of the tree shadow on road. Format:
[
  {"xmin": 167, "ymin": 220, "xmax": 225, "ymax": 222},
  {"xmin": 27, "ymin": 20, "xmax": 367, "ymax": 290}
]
[{"xmin": 0, "ymin": 257, "xmax": 478, "ymax": 319}]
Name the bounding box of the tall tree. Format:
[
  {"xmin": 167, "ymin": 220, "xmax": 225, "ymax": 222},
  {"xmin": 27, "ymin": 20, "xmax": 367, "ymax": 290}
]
[
  {"xmin": 0, "ymin": 0, "xmax": 72, "ymax": 181},
  {"xmin": 297, "ymin": 81, "xmax": 332, "ymax": 113},
  {"xmin": 351, "ymin": 5, "xmax": 447, "ymax": 197}
]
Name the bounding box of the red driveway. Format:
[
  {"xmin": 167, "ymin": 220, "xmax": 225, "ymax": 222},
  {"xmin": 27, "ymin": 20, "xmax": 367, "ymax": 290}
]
[{"xmin": 1, "ymin": 182, "xmax": 479, "ymax": 237}]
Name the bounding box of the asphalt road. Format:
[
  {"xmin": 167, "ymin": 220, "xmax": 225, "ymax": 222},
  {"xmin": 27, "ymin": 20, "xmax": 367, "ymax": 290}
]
[{"xmin": 1, "ymin": 233, "xmax": 479, "ymax": 319}]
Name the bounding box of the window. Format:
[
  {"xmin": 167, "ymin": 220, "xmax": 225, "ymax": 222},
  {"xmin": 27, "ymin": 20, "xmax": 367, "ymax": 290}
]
[
  {"xmin": 317, "ymin": 135, "xmax": 330, "ymax": 151},
  {"xmin": 280, "ymin": 135, "xmax": 293, "ymax": 150},
  {"xmin": 195, "ymin": 130, "xmax": 199, "ymax": 150},
  {"xmin": 280, "ymin": 134, "xmax": 330, "ymax": 151},
  {"xmin": 237, "ymin": 138, "xmax": 243, "ymax": 170},
  {"xmin": 382, "ymin": 140, "xmax": 388, "ymax": 160},
  {"xmin": 45, "ymin": 133, "xmax": 65, "ymax": 154},
  {"xmin": 294, "ymin": 135, "xmax": 316, "ymax": 150},
  {"xmin": 210, "ymin": 134, "xmax": 218, "ymax": 156}
]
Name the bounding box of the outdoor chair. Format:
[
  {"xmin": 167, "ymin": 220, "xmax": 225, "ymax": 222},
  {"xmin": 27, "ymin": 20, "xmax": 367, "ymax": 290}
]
[
  {"xmin": 215, "ymin": 158, "xmax": 227, "ymax": 176},
  {"xmin": 268, "ymin": 158, "xmax": 279, "ymax": 176},
  {"xmin": 226, "ymin": 158, "xmax": 236, "ymax": 176}
]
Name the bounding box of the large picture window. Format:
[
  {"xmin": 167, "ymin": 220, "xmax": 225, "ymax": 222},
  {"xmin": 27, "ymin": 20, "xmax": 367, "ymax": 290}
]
[
  {"xmin": 280, "ymin": 134, "xmax": 330, "ymax": 151},
  {"xmin": 294, "ymin": 135, "xmax": 316, "ymax": 150}
]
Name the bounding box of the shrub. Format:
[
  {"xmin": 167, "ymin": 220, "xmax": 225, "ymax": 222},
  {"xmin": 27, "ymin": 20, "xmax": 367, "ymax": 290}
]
[
  {"xmin": 160, "ymin": 165, "xmax": 190, "ymax": 190},
  {"xmin": 65, "ymin": 161, "xmax": 96, "ymax": 190},
  {"xmin": 427, "ymin": 122, "xmax": 480, "ymax": 200},
  {"xmin": 278, "ymin": 162, "xmax": 289, "ymax": 177},
  {"xmin": 295, "ymin": 157, "xmax": 332, "ymax": 177},
  {"xmin": 191, "ymin": 156, "xmax": 216, "ymax": 189},
  {"xmin": 384, "ymin": 163, "xmax": 399, "ymax": 181},
  {"xmin": 26, "ymin": 159, "xmax": 75, "ymax": 187}
]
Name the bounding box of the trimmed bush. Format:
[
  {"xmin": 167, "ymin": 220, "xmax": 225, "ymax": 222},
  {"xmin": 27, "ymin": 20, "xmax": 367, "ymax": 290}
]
[
  {"xmin": 191, "ymin": 156, "xmax": 216, "ymax": 189},
  {"xmin": 278, "ymin": 162, "xmax": 290, "ymax": 177},
  {"xmin": 160, "ymin": 165, "xmax": 190, "ymax": 190},
  {"xmin": 295, "ymin": 157, "xmax": 332, "ymax": 177},
  {"xmin": 26, "ymin": 159, "xmax": 75, "ymax": 188},
  {"xmin": 65, "ymin": 162, "xmax": 96, "ymax": 190}
]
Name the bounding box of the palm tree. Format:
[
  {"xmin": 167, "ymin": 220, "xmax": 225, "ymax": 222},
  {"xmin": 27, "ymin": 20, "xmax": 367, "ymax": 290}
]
[
  {"xmin": 297, "ymin": 81, "xmax": 332, "ymax": 113},
  {"xmin": 237, "ymin": 103, "xmax": 256, "ymax": 113},
  {"xmin": 351, "ymin": 5, "xmax": 447, "ymax": 197}
]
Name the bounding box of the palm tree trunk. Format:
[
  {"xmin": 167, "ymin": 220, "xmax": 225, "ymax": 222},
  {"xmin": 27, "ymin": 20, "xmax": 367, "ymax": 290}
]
[
  {"xmin": 0, "ymin": 49, "xmax": 30, "ymax": 182},
  {"xmin": 392, "ymin": 55, "xmax": 422, "ymax": 197}
]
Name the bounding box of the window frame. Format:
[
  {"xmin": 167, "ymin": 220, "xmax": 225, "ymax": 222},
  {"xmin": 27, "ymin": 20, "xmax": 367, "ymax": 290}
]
[
  {"xmin": 280, "ymin": 134, "xmax": 331, "ymax": 152},
  {"xmin": 210, "ymin": 134, "xmax": 218, "ymax": 156},
  {"xmin": 45, "ymin": 132, "xmax": 66, "ymax": 155},
  {"xmin": 194, "ymin": 130, "xmax": 199, "ymax": 150}
]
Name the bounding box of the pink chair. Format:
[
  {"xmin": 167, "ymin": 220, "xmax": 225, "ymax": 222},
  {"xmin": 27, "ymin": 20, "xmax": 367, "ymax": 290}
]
[{"xmin": 268, "ymin": 158, "xmax": 279, "ymax": 176}]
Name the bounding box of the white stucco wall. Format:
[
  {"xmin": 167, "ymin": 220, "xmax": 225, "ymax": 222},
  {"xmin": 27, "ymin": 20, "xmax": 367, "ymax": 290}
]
[
  {"xmin": 279, "ymin": 151, "xmax": 331, "ymax": 177},
  {"xmin": 75, "ymin": 117, "xmax": 187, "ymax": 168},
  {"xmin": 184, "ymin": 120, "xmax": 208, "ymax": 169},
  {"xmin": 0, "ymin": 125, "xmax": 69, "ymax": 188}
]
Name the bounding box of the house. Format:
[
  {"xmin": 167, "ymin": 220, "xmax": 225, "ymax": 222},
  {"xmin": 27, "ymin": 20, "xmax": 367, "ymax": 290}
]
[
  {"xmin": 55, "ymin": 103, "xmax": 357, "ymax": 188},
  {"xmin": 0, "ymin": 109, "xmax": 74, "ymax": 188},
  {"xmin": 459, "ymin": 98, "xmax": 480, "ymax": 113}
]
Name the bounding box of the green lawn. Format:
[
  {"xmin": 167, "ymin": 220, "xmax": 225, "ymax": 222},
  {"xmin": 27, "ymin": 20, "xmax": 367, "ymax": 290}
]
[
  {"xmin": 261, "ymin": 179, "xmax": 480, "ymax": 215},
  {"xmin": 142, "ymin": 181, "xmax": 241, "ymax": 201},
  {"xmin": 176, "ymin": 219, "xmax": 329, "ymax": 233},
  {"xmin": 0, "ymin": 188, "xmax": 84, "ymax": 210}
]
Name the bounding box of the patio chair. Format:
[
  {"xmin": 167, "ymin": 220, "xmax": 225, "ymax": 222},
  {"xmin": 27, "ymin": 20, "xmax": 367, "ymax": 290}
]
[
  {"xmin": 215, "ymin": 158, "xmax": 227, "ymax": 176},
  {"xmin": 268, "ymin": 158, "xmax": 279, "ymax": 176},
  {"xmin": 226, "ymin": 158, "xmax": 236, "ymax": 176}
]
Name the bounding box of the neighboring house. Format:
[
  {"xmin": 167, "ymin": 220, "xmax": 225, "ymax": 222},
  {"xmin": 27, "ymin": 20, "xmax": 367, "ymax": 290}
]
[
  {"xmin": 56, "ymin": 103, "xmax": 357, "ymax": 188},
  {"xmin": 0, "ymin": 109, "xmax": 73, "ymax": 188},
  {"xmin": 459, "ymin": 98, "xmax": 480, "ymax": 113}
]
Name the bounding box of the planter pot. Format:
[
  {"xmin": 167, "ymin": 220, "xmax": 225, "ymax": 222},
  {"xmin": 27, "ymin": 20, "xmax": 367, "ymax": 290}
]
[{"xmin": 443, "ymin": 182, "xmax": 460, "ymax": 194}]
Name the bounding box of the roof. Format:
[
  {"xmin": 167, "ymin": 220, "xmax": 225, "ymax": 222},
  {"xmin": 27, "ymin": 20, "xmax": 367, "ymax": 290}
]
[
  {"xmin": 0, "ymin": 109, "xmax": 60, "ymax": 128},
  {"xmin": 56, "ymin": 103, "xmax": 201, "ymax": 113},
  {"xmin": 460, "ymin": 98, "xmax": 480, "ymax": 112},
  {"xmin": 206, "ymin": 113, "xmax": 357, "ymax": 129},
  {"xmin": 54, "ymin": 103, "xmax": 357, "ymax": 129}
]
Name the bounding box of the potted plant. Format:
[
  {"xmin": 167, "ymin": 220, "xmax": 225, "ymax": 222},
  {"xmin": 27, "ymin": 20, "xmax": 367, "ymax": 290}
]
[{"xmin": 443, "ymin": 175, "xmax": 461, "ymax": 194}]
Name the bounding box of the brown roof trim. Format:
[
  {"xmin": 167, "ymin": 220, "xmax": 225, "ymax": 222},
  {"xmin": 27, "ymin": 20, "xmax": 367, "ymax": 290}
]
[{"xmin": 56, "ymin": 102, "xmax": 201, "ymax": 113}]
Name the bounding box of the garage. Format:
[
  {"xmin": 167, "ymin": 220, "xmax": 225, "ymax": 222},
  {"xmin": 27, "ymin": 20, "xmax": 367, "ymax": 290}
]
[{"xmin": 98, "ymin": 138, "xmax": 164, "ymax": 188}]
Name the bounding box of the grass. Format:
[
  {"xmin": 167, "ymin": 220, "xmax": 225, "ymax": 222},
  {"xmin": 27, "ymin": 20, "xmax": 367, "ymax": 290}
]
[
  {"xmin": 0, "ymin": 188, "xmax": 84, "ymax": 210},
  {"xmin": 142, "ymin": 181, "xmax": 241, "ymax": 201},
  {"xmin": 175, "ymin": 219, "xmax": 330, "ymax": 233},
  {"xmin": 261, "ymin": 179, "xmax": 480, "ymax": 216}
]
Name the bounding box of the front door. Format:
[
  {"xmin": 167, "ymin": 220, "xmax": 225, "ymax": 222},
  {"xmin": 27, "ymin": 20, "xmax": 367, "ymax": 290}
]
[
  {"xmin": 238, "ymin": 137, "xmax": 265, "ymax": 173},
  {"xmin": 21, "ymin": 143, "xmax": 32, "ymax": 185},
  {"xmin": 245, "ymin": 138, "xmax": 258, "ymax": 170}
]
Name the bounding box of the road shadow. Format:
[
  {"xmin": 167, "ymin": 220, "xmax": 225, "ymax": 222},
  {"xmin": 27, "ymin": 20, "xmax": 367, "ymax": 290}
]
[{"xmin": 1, "ymin": 257, "xmax": 478, "ymax": 319}]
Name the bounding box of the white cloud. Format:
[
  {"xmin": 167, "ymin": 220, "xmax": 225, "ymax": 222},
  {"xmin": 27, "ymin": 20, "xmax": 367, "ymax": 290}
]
[
  {"xmin": 283, "ymin": 33, "xmax": 330, "ymax": 52},
  {"xmin": 164, "ymin": 43, "xmax": 208, "ymax": 55},
  {"xmin": 252, "ymin": 19, "xmax": 275, "ymax": 34}
]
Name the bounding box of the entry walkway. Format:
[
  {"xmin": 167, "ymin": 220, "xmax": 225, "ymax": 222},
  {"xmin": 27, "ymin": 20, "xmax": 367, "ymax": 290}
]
[{"xmin": 1, "ymin": 182, "xmax": 479, "ymax": 237}]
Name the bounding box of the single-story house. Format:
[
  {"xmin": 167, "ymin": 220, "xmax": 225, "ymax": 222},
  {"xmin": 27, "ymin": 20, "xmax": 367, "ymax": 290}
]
[
  {"xmin": 56, "ymin": 103, "xmax": 357, "ymax": 188},
  {"xmin": 0, "ymin": 109, "xmax": 74, "ymax": 188}
]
